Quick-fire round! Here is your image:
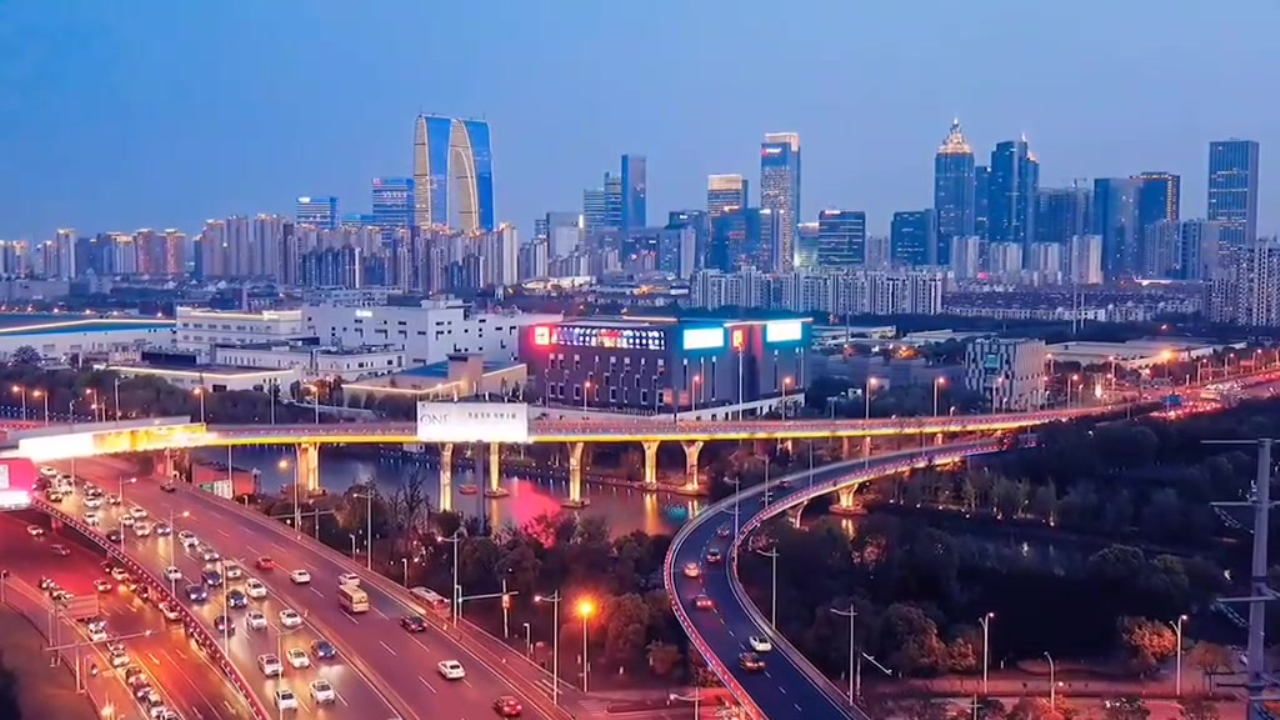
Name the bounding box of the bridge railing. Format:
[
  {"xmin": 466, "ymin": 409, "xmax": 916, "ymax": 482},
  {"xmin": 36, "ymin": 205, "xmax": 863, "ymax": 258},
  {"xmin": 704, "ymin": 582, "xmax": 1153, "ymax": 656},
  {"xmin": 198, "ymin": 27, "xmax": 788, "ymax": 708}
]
[
  {"xmin": 165, "ymin": 480, "xmax": 575, "ymax": 719},
  {"xmin": 33, "ymin": 498, "xmax": 272, "ymax": 720}
]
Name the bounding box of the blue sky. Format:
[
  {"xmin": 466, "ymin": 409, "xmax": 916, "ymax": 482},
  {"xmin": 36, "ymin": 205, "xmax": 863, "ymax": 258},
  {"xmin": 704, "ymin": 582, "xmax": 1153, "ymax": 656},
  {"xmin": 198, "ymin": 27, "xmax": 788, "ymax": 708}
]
[{"xmin": 1, "ymin": 0, "xmax": 1277, "ymax": 239}]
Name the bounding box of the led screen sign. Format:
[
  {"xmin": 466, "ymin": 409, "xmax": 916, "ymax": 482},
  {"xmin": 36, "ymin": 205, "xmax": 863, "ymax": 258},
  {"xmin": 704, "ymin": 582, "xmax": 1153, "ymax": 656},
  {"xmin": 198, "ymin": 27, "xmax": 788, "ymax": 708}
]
[
  {"xmin": 682, "ymin": 327, "xmax": 726, "ymax": 351},
  {"xmin": 417, "ymin": 402, "xmax": 531, "ymax": 444},
  {"xmin": 764, "ymin": 321, "xmax": 804, "ymax": 344},
  {"xmin": 536, "ymin": 325, "xmax": 666, "ymax": 351}
]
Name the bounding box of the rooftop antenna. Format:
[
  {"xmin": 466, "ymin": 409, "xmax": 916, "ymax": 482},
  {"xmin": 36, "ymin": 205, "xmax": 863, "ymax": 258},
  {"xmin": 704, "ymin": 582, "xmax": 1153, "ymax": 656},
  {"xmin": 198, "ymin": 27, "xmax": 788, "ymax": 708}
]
[{"xmin": 1209, "ymin": 438, "xmax": 1280, "ymax": 718}]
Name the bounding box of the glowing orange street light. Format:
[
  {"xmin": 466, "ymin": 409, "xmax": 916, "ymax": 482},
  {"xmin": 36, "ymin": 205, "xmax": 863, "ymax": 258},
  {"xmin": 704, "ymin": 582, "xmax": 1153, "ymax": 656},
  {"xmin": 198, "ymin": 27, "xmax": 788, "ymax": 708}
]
[
  {"xmin": 192, "ymin": 386, "xmax": 207, "ymax": 424},
  {"xmin": 933, "ymin": 377, "xmax": 946, "ymax": 417},
  {"xmin": 577, "ymin": 598, "xmax": 596, "ymax": 692}
]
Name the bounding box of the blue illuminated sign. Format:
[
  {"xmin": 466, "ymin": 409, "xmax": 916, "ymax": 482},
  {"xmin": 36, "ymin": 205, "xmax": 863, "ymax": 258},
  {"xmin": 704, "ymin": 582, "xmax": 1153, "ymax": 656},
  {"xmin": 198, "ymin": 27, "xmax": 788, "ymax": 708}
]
[{"xmin": 682, "ymin": 327, "xmax": 726, "ymax": 351}]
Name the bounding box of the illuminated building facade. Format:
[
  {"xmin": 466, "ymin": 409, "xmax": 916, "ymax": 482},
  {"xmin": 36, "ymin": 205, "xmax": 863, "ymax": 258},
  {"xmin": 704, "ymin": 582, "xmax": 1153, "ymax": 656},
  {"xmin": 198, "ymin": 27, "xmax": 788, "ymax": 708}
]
[
  {"xmin": 760, "ymin": 132, "xmax": 801, "ymax": 272},
  {"xmin": 933, "ymin": 120, "xmax": 975, "ymax": 266},
  {"xmin": 412, "ymin": 115, "xmax": 496, "ymax": 233}
]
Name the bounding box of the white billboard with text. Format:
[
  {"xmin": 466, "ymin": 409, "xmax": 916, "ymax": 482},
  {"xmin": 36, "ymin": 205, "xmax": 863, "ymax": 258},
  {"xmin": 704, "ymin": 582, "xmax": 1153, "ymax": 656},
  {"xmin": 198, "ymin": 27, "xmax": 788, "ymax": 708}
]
[{"xmin": 416, "ymin": 402, "xmax": 531, "ymax": 444}]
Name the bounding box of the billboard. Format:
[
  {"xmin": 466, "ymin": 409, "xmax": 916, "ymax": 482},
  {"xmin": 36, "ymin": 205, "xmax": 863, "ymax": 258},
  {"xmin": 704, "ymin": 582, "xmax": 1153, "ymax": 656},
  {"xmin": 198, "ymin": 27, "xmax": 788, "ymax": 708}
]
[
  {"xmin": 417, "ymin": 402, "xmax": 531, "ymax": 444},
  {"xmin": 0, "ymin": 458, "xmax": 34, "ymax": 510},
  {"xmin": 682, "ymin": 327, "xmax": 725, "ymax": 351},
  {"xmin": 764, "ymin": 320, "xmax": 803, "ymax": 344}
]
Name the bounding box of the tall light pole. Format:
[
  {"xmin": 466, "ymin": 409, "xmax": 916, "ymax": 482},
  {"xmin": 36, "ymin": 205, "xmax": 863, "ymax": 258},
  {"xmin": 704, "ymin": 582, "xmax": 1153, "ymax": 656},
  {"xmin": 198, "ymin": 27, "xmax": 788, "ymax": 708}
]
[
  {"xmin": 933, "ymin": 377, "xmax": 945, "ymax": 417},
  {"xmin": 1043, "ymin": 652, "xmax": 1056, "ymax": 709},
  {"xmin": 582, "ymin": 381, "xmax": 591, "ymax": 413},
  {"xmin": 401, "ymin": 558, "xmax": 409, "ymax": 587},
  {"xmin": 193, "ymin": 387, "xmax": 206, "ymax": 423},
  {"xmin": 781, "ymin": 376, "xmax": 792, "ymax": 419},
  {"xmin": 863, "ymin": 377, "xmax": 878, "ymax": 468},
  {"xmin": 831, "ymin": 604, "xmax": 857, "ymax": 703},
  {"xmin": 979, "ymin": 612, "xmax": 994, "ymax": 696},
  {"xmin": 1170, "ymin": 614, "xmax": 1186, "ymax": 696},
  {"xmin": 444, "ymin": 529, "xmax": 464, "ymax": 626},
  {"xmin": 757, "ymin": 545, "xmax": 779, "ymax": 629},
  {"xmin": 577, "ymin": 599, "xmax": 595, "ymax": 692},
  {"xmin": 33, "ymin": 389, "xmax": 48, "ymax": 424},
  {"xmin": 113, "ymin": 376, "xmax": 122, "ymax": 421},
  {"xmin": 535, "ymin": 593, "xmax": 561, "ymax": 706},
  {"xmin": 11, "ymin": 385, "xmax": 25, "ymax": 420}
]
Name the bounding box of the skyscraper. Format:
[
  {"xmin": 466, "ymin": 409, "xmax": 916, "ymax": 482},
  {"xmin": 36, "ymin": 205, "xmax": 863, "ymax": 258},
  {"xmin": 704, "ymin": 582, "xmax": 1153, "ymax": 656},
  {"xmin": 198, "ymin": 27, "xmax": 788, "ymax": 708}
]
[
  {"xmin": 604, "ymin": 172, "xmax": 623, "ymax": 230},
  {"xmin": 1136, "ymin": 171, "xmax": 1180, "ymax": 231},
  {"xmin": 582, "ymin": 187, "xmax": 608, "ymax": 235},
  {"xmin": 760, "ymin": 132, "xmax": 801, "ymax": 272},
  {"xmin": 817, "ymin": 209, "xmax": 866, "ymax": 267},
  {"xmin": 988, "ymin": 137, "xmax": 1039, "ymax": 260},
  {"xmin": 372, "ymin": 178, "xmax": 414, "ymax": 238},
  {"xmin": 296, "ymin": 196, "xmax": 339, "ymax": 230},
  {"xmin": 1092, "ymin": 177, "xmax": 1140, "ymax": 279},
  {"xmin": 1207, "ymin": 140, "xmax": 1260, "ymax": 247},
  {"xmin": 620, "ymin": 154, "xmax": 647, "ymax": 235},
  {"xmin": 891, "ymin": 210, "xmax": 938, "ymax": 266},
  {"xmin": 1035, "ymin": 183, "xmax": 1091, "ymax": 245},
  {"xmin": 411, "ymin": 114, "xmax": 496, "ymax": 233},
  {"xmin": 707, "ymin": 175, "xmax": 749, "ymax": 218},
  {"xmin": 974, "ymin": 165, "xmax": 992, "ymax": 240},
  {"xmin": 933, "ymin": 120, "xmax": 976, "ymax": 266}
]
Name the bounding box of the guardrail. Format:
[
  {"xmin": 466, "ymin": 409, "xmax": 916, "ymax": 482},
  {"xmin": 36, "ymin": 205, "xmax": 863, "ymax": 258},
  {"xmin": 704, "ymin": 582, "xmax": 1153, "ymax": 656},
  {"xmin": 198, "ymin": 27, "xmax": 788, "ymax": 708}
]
[
  {"xmin": 33, "ymin": 497, "xmax": 272, "ymax": 720},
  {"xmin": 168, "ymin": 480, "xmax": 575, "ymax": 720}
]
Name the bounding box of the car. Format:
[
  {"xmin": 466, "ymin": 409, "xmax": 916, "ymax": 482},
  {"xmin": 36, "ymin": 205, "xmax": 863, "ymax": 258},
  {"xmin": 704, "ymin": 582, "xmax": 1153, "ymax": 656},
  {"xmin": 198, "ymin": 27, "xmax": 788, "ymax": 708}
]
[
  {"xmin": 222, "ymin": 563, "xmax": 243, "ymax": 580},
  {"xmin": 245, "ymin": 611, "xmax": 267, "ymax": 630},
  {"xmin": 255, "ymin": 556, "xmax": 275, "ymax": 570},
  {"xmin": 147, "ymin": 704, "xmax": 170, "ymax": 720},
  {"xmin": 106, "ymin": 529, "xmax": 123, "ymax": 543},
  {"xmin": 244, "ymin": 578, "xmax": 267, "ymax": 599},
  {"xmin": 716, "ymin": 524, "xmax": 731, "ymax": 538},
  {"xmin": 400, "ymin": 615, "xmax": 428, "ymax": 633},
  {"xmin": 694, "ymin": 595, "xmax": 714, "ymax": 610},
  {"xmin": 120, "ymin": 515, "xmax": 135, "ymax": 527},
  {"xmin": 199, "ymin": 548, "xmax": 220, "ymax": 563},
  {"xmin": 288, "ymin": 569, "xmax": 310, "ymax": 585},
  {"xmin": 748, "ymin": 636, "xmax": 772, "ymax": 653},
  {"xmin": 126, "ymin": 671, "xmax": 148, "ymax": 690},
  {"xmin": 109, "ymin": 647, "xmax": 130, "ymax": 668},
  {"xmin": 337, "ymin": 572, "xmax": 360, "ymax": 587},
  {"xmin": 682, "ymin": 562, "xmax": 700, "ymax": 578},
  {"xmin": 129, "ymin": 507, "xmax": 147, "ymax": 520},
  {"xmin": 310, "ymin": 640, "xmax": 337, "ymax": 660},
  {"xmin": 493, "ymin": 696, "xmax": 524, "ymax": 717},
  {"xmin": 106, "ymin": 493, "xmax": 122, "ymax": 505},
  {"xmin": 45, "ymin": 491, "xmax": 63, "ymax": 503},
  {"xmin": 202, "ymin": 571, "xmax": 223, "ymax": 587},
  {"xmin": 153, "ymin": 522, "xmax": 172, "ymax": 536},
  {"xmin": 226, "ymin": 589, "xmax": 248, "ymax": 609},
  {"xmin": 177, "ymin": 531, "xmax": 198, "ymax": 548},
  {"xmin": 88, "ymin": 626, "xmax": 109, "ymax": 643},
  {"xmin": 213, "ymin": 615, "xmax": 234, "ymax": 635},
  {"xmin": 123, "ymin": 665, "xmax": 144, "ymax": 683},
  {"xmin": 163, "ymin": 566, "xmax": 182, "ymax": 581},
  {"xmin": 121, "ymin": 575, "xmax": 138, "ymax": 591},
  {"xmin": 135, "ymin": 584, "xmax": 151, "ymax": 602},
  {"xmin": 133, "ymin": 684, "xmax": 154, "ymax": 702},
  {"xmin": 83, "ymin": 495, "xmax": 102, "ymax": 508},
  {"xmin": 309, "ymin": 679, "xmax": 335, "ymax": 704},
  {"xmin": 133, "ymin": 521, "xmax": 152, "ymax": 537},
  {"xmin": 158, "ymin": 711, "xmax": 179, "ymax": 720},
  {"xmin": 111, "ymin": 566, "xmax": 129, "ymax": 581},
  {"xmin": 706, "ymin": 548, "xmax": 722, "ymax": 564},
  {"xmin": 39, "ymin": 466, "xmax": 57, "ymax": 478},
  {"xmin": 94, "ymin": 579, "xmax": 113, "ymax": 593},
  {"xmin": 52, "ymin": 589, "xmax": 74, "ymax": 602},
  {"xmin": 739, "ymin": 652, "xmax": 766, "ymax": 671},
  {"xmin": 184, "ymin": 584, "xmax": 208, "ymax": 602},
  {"xmin": 274, "ymin": 688, "xmax": 298, "ymax": 711},
  {"xmin": 160, "ymin": 482, "xmax": 176, "ymax": 493},
  {"xmin": 51, "ymin": 544, "xmax": 70, "ymax": 556},
  {"xmin": 25, "ymin": 524, "xmax": 44, "ymax": 537},
  {"xmin": 86, "ymin": 618, "xmax": 106, "ymax": 632},
  {"xmin": 257, "ymin": 654, "xmax": 283, "ymax": 677},
  {"xmin": 159, "ymin": 602, "xmax": 182, "ymax": 621},
  {"xmin": 84, "ymin": 511, "xmax": 101, "ymax": 526},
  {"xmin": 286, "ymin": 648, "xmax": 310, "ymax": 669},
  {"xmin": 279, "ymin": 609, "xmax": 302, "ymax": 628},
  {"xmin": 39, "ymin": 576, "xmax": 56, "ymax": 590},
  {"xmin": 437, "ymin": 660, "xmax": 466, "ymax": 680}
]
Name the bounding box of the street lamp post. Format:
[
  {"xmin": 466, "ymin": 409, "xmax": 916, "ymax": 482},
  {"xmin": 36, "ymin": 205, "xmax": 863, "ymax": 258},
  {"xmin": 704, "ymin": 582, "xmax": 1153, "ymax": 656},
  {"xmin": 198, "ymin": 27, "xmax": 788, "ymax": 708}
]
[
  {"xmin": 535, "ymin": 593, "xmax": 562, "ymax": 706},
  {"xmin": 577, "ymin": 599, "xmax": 595, "ymax": 692},
  {"xmin": 757, "ymin": 545, "xmax": 779, "ymax": 629},
  {"xmin": 582, "ymin": 381, "xmax": 591, "ymax": 413},
  {"xmin": 11, "ymin": 385, "xmax": 25, "ymax": 421},
  {"xmin": 444, "ymin": 529, "xmax": 464, "ymax": 626},
  {"xmin": 522, "ymin": 622, "xmax": 532, "ymax": 657},
  {"xmin": 193, "ymin": 387, "xmax": 206, "ymax": 423},
  {"xmin": 979, "ymin": 612, "xmax": 994, "ymax": 696},
  {"xmin": 782, "ymin": 376, "xmax": 793, "ymax": 419},
  {"xmin": 401, "ymin": 558, "xmax": 409, "ymax": 588},
  {"xmin": 933, "ymin": 377, "xmax": 945, "ymax": 417},
  {"xmin": 1170, "ymin": 614, "xmax": 1187, "ymax": 696},
  {"xmin": 113, "ymin": 376, "xmax": 122, "ymax": 421},
  {"xmin": 34, "ymin": 389, "xmax": 48, "ymax": 424},
  {"xmin": 831, "ymin": 604, "xmax": 858, "ymax": 703},
  {"xmin": 863, "ymin": 377, "xmax": 878, "ymax": 468},
  {"xmin": 1044, "ymin": 652, "xmax": 1056, "ymax": 709},
  {"xmin": 348, "ymin": 533, "xmax": 358, "ymax": 557}
]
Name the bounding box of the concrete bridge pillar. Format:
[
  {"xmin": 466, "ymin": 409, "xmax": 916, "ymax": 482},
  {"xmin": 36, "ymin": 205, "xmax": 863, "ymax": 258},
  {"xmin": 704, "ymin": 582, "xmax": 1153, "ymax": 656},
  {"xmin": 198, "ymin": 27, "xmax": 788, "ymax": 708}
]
[
  {"xmin": 831, "ymin": 487, "xmax": 860, "ymax": 516},
  {"xmin": 641, "ymin": 440, "xmax": 660, "ymax": 490},
  {"xmin": 679, "ymin": 440, "xmax": 705, "ymax": 495},
  {"xmin": 296, "ymin": 442, "xmax": 320, "ymax": 494},
  {"xmin": 484, "ymin": 442, "xmax": 509, "ymax": 498},
  {"xmin": 439, "ymin": 443, "xmax": 454, "ymax": 512},
  {"xmin": 841, "ymin": 436, "xmax": 853, "ymax": 459},
  {"xmin": 562, "ymin": 441, "xmax": 588, "ymax": 509}
]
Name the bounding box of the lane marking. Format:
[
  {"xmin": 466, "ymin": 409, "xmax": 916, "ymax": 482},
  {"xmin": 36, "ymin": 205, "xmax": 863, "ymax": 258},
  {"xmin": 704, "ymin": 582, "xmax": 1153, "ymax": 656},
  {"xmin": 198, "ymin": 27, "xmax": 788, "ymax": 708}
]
[
  {"xmin": 417, "ymin": 675, "xmax": 437, "ymax": 693},
  {"xmin": 309, "ymin": 587, "xmax": 324, "ymax": 598},
  {"xmin": 379, "ymin": 641, "xmax": 397, "ymax": 655},
  {"xmin": 343, "ymin": 613, "xmax": 359, "ymax": 625}
]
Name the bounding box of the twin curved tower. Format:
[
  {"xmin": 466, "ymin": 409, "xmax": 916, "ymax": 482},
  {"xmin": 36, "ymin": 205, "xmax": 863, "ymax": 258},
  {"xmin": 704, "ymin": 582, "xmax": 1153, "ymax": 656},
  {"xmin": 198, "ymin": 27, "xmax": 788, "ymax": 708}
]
[{"xmin": 412, "ymin": 115, "xmax": 495, "ymax": 233}]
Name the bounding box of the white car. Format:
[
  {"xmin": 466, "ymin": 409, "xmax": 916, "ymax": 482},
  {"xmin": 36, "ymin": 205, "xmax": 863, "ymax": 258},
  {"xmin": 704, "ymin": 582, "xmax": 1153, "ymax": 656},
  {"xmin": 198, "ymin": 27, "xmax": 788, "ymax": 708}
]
[
  {"xmin": 120, "ymin": 515, "xmax": 135, "ymax": 527},
  {"xmin": 164, "ymin": 566, "xmax": 182, "ymax": 581},
  {"xmin": 337, "ymin": 572, "xmax": 360, "ymax": 587},
  {"xmin": 129, "ymin": 507, "xmax": 148, "ymax": 520},
  {"xmin": 286, "ymin": 648, "xmax": 310, "ymax": 669},
  {"xmin": 309, "ymin": 679, "xmax": 335, "ymax": 704},
  {"xmin": 154, "ymin": 522, "xmax": 172, "ymax": 537},
  {"xmin": 257, "ymin": 654, "xmax": 282, "ymax": 677},
  {"xmin": 25, "ymin": 524, "xmax": 43, "ymax": 537},
  {"xmin": 437, "ymin": 660, "xmax": 466, "ymax": 680},
  {"xmin": 683, "ymin": 562, "xmax": 701, "ymax": 578},
  {"xmin": 223, "ymin": 563, "xmax": 243, "ymax": 580},
  {"xmin": 39, "ymin": 466, "xmax": 57, "ymax": 478},
  {"xmin": 274, "ymin": 688, "xmax": 298, "ymax": 711},
  {"xmin": 279, "ymin": 609, "xmax": 303, "ymax": 628},
  {"xmin": 748, "ymin": 635, "xmax": 772, "ymax": 653},
  {"xmin": 178, "ymin": 531, "xmax": 198, "ymax": 548},
  {"xmin": 244, "ymin": 578, "xmax": 267, "ymax": 599},
  {"xmin": 109, "ymin": 646, "xmax": 130, "ymax": 668},
  {"xmin": 199, "ymin": 548, "xmax": 220, "ymax": 562},
  {"xmin": 88, "ymin": 627, "xmax": 109, "ymax": 643},
  {"xmin": 84, "ymin": 495, "xmax": 102, "ymax": 508},
  {"xmin": 84, "ymin": 511, "xmax": 100, "ymax": 526},
  {"xmin": 289, "ymin": 569, "xmax": 311, "ymax": 585},
  {"xmin": 133, "ymin": 521, "xmax": 152, "ymax": 537},
  {"xmin": 245, "ymin": 611, "xmax": 267, "ymax": 630}
]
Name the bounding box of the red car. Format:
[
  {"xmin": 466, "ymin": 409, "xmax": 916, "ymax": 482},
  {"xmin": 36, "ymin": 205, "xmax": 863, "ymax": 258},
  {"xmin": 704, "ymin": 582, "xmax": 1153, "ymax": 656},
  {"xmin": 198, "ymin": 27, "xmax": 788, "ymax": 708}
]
[
  {"xmin": 255, "ymin": 556, "xmax": 274, "ymax": 570},
  {"xmin": 694, "ymin": 595, "xmax": 714, "ymax": 610},
  {"xmin": 493, "ymin": 696, "xmax": 523, "ymax": 717}
]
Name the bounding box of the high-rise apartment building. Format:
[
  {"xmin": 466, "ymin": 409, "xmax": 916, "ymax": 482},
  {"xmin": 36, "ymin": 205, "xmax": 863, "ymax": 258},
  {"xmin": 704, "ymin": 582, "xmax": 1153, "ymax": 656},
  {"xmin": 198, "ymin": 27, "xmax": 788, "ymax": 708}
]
[
  {"xmin": 1136, "ymin": 172, "xmax": 1180, "ymax": 231},
  {"xmin": 795, "ymin": 221, "xmax": 820, "ymax": 269},
  {"xmin": 707, "ymin": 175, "xmax": 749, "ymax": 218},
  {"xmin": 1035, "ymin": 183, "xmax": 1091, "ymax": 245},
  {"xmin": 817, "ymin": 209, "xmax": 866, "ymax": 267},
  {"xmin": 1178, "ymin": 220, "xmax": 1222, "ymax": 281},
  {"xmin": 988, "ymin": 137, "xmax": 1039, "ymax": 259},
  {"xmin": 974, "ymin": 165, "xmax": 992, "ymax": 240},
  {"xmin": 760, "ymin": 132, "xmax": 801, "ymax": 272},
  {"xmin": 411, "ymin": 114, "xmax": 495, "ymax": 232},
  {"xmin": 1092, "ymin": 178, "xmax": 1140, "ymax": 279},
  {"xmin": 1068, "ymin": 235, "xmax": 1104, "ymax": 285},
  {"xmin": 933, "ymin": 120, "xmax": 976, "ymax": 266},
  {"xmin": 582, "ymin": 187, "xmax": 608, "ymax": 236},
  {"xmin": 604, "ymin": 172, "xmax": 623, "ymax": 230},
  {"xmin": 296, "ymin": 197, "xmax": 339, "ymax": 230},
  {"xmin": 1211, "ymin": 240, "xmax": 1280, "ymax": 326},
  {"xmin": 620, "ymin": 154, "xmax": 647, "ymax": 235},
  {"xmin": 372, "ymin": 178, "xmax": 414, "ymax": 238},
  {"xmin": 1207, "ymin": 140, "xmax": 1260, "ymax": 247},
  {"xmin": 890, "ymin": 210, "xmax": 937, "ymax": 266},
  {"xmin": 543, "ymin": 212, "xmax": 582, "ymax": 259}
]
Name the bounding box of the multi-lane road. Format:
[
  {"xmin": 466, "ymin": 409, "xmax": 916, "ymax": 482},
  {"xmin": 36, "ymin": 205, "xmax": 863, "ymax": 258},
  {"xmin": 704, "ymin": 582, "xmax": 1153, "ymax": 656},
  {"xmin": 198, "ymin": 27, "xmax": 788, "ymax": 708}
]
[
  {"xmin": 59, "ymin": 458, "xmax": 570, "ymax": 720},
  {"xmin": 2, "ymin": 511, "xmax": 252, "ymax": 719}
]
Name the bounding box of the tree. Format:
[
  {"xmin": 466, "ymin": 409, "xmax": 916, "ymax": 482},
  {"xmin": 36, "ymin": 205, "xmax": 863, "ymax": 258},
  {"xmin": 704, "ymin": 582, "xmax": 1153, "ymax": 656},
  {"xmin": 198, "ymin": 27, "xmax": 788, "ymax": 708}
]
[
  {"xmin": 1007, "ymin": 698, "xmax": 1064, "ymax": 720},
  {"xmin": 10, "ymin": 345, "xmax": 40, "ymax": 365},
  {"xmin": 894, "ymin": 698, "xmax": 951, "ymax": 720},
  {"xmin": 1103, "ymin": 696, "xmax": 1150, "ymax": 720},
  {"xmin": 1177, "ymin": 699, "xmax": 1220, "ymax": 720},
  {"xmin": 1117, "ymin": 617, "xmax": 1176, "ymax": 674},
  {"xmin": 645, "ymin": 641, "xmax": 682, "ymax": 681},
  {"xmin": 1187, "ymin": 642, "xmax": 1232, "ymax": 683}
]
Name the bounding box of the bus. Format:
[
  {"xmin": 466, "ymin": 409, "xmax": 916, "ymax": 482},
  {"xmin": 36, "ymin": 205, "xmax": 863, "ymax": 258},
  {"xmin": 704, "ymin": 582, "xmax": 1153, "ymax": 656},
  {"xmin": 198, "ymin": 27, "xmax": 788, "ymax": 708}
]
[
  {"xmin": 337, "ymin": 584, "xmax": 369, "ymax": 614},
  {"xmin": 409, "ymin": 587, "xmax": 452, "ymax": 618}
]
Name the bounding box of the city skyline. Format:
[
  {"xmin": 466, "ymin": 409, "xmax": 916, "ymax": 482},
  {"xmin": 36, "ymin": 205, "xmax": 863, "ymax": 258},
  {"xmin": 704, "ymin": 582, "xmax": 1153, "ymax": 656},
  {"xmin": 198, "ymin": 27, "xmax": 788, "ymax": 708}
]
[{"xmin": 1, "ymin": 1, "xmax": 1277, "ymax": 239}]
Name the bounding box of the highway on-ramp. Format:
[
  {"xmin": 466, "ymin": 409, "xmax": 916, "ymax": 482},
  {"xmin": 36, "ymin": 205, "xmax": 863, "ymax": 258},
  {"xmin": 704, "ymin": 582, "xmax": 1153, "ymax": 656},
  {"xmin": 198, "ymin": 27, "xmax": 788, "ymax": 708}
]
[
  {"xmin": 669, "ymin": 441, "xmax": 1004, "ymax": 720},
  {"xmin": 2, "ymin": 511, "xmax": 252, "ymax": 719},
  {"xmin": 63, "ymin": 458, "xmax": 568, "ymax": 720}
]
